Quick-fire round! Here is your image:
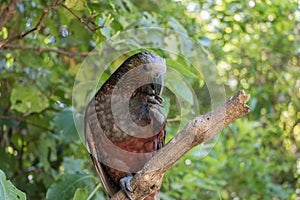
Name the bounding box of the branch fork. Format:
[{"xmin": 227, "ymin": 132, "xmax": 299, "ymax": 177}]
[{"xmin": 111, "ymin": 90, "xmax": 250, "ymax": 200}]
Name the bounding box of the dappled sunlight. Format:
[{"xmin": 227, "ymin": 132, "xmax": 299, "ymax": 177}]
[{"xmin": 0, "ymin": 0, "xmax": 299, "ymax": 199}]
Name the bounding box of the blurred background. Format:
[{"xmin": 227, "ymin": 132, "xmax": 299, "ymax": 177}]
[{"xmin": 0, "ymin": 0, "xmax": 299, "ymax": 199}]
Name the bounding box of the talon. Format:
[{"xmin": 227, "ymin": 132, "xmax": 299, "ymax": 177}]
[{"xmin": 120, "ymin": 176, "xmax": 134, "ymax": 200}]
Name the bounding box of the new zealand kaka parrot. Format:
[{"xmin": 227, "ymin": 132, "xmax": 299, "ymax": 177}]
[{"xmin": 85, "ymin": 52, "xmax": 167, "ymax": 200}]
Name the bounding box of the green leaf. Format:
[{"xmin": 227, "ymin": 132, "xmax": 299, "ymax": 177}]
[
  {"xmin": 161, "ymin": 96, "xmax": 170, "ymax": 117},
  {"xmin": 53, "ymin": 108, "xmax": 78, "ymax": 143},
  {"xmin": 168, "ymin": 17, "xmax": 187, "ymax": 35},
  {"xmin": 10, "ymin": 84, "xmax": 49, "ymax": 113},
  {"xmin": 37, "ymin": 132, "xmax": 57, "ymax": 171},
  {"xmin": 72, "ymin": 188, "xmax": 89, "ymax": 200},
  {"xmin": 0, "ymin": 27, "xmax": 8, "ymax": 39},
  {"xmin": 46, "ymin": 173, "xmax": 94, "ymax": 200},
  {"xmin": 5, "ymin": 53, "xmax": 14, "ymax": 67},
  {"xmin": 65, "ymin": 0, "xmax": 86, "ymax": 10},
  {"xmin": 0, "ymin": 169, "xmax": 26, "ymax": 200},
  {"xmin": 62, "ymin": 157, "xmax": 84, "ymax": 174},
  {"xmin": 166, "ymin": 57, "xmax": 198, "ymax": 79},
  {"xmin": 165, "ymin": 71, "xmax": 194, "ymax": 105},
  {"xmin": 0, "ymin": 148, "xmax": 18, "ymax": 178}
]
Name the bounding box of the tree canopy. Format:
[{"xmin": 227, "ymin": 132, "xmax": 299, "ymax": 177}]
[{"xmin": 0, "ymin": 0, "xmax": 299, "ymax": 199}]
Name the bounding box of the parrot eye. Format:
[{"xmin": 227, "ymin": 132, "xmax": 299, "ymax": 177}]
[
  {"xmin": 143, "ymin": 64, "xmax": 151, "ymax": 72},
  {"xmin": 154, "ymin": 72, "xmax": 160, "ymax": 78}
]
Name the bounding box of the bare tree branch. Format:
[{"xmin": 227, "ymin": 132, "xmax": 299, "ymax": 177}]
[
  {"xmin": 0, "ymin": 1, "xmax": 60, "ymax": 49},
  {"xmin": 3, "ymin": 44, "xmax": 100, "ymax": 57},
  {"xmin": 0, "ymin": 1, "xmax": 102, "ymax": 50},
  {"xmin": 58, "ymin": 3, "xmax": 103, "ymax": 32},
  {"xmin": 111, "ymin": 90, "xmax": 251, "ymax": 200},
  {"xmin": 0, "ymin": 115, "xmax": 55, "ymax": 133}
]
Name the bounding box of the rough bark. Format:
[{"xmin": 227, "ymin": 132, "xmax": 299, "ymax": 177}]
[
  {"xmin": 0, "ymin": 0, "xmax": 19, "ymax": 30},
  {"xmin": 111, "ymin": 90, "xmax": 251, "ymax": 200}
]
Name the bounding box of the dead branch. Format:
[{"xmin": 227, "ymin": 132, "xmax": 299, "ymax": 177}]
[
  {"xmin": 3, "ymin": 44, "xmax": 100, "ymax": 57},
  {"xmin": 0, "ymin": 1, "xmax": 60, "ymax": 49},
  {"xmin": 111, "ymin": 90, "xmax": 251, "ymax": 200},
  {"xmin": 58, "ymin": 3, "xmax": 103, "ymax": 32},
  {"xmin": 0, "ymin": 115, "xmax": 55, "ymax": 133},
  {"xmin": 0, "ymin": 1, "xmax": 102, "ymax": 50}
]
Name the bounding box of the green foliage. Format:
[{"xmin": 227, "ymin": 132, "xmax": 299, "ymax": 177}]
[
  {"xmin": 10, "ymin": 84, "xmax": 49, "ymax": 113},
  {"xmin": 0, "ymin": 169, "xmax": 26, "ymax": 200},
  {"xmin": 0, "ymin": 0, "xmax": 299, "ymax": 199},
  {"xmin": 53, "ymin": 108, "xmax": 78, "ymax": 143},
  {"xmin": 46, "ymin": 173, "xmax": 95, "ymax": 200}
]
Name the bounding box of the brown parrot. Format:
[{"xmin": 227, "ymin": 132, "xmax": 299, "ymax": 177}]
[{"xmin": 85, "ymin": 52, "xmax": 167, "ymax": 200}]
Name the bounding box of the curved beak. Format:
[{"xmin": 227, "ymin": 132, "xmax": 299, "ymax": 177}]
[
  {"xmin": 154, "ymin": 73, "xmax": 163, "ymax": 95},
  {"xmin": 150, "ymin": 73, "xmax": 164, "ymax": 105}
]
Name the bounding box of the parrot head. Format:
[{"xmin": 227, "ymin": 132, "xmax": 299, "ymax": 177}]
[{"xmin": 113, "ymin": 52, "xmax": 166, "ymax": 106}]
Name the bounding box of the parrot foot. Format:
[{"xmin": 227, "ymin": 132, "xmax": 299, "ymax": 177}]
[{"xmin": 120, "ymin": 176, "xmax": 134, "ymax": 200}]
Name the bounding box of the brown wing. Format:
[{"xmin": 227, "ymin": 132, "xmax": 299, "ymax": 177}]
[
  {"xmin": 157, "ymin": 121, "xmax": 167, "ymax": 150},
  {"xmin": 85, "ymin": 102, "xmax": 118, "ymax": 197}
]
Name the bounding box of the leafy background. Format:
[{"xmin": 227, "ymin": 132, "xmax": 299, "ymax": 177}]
[{"xmin": 0, "ymin": 0, "xmax": 299, "ymax": 199}]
